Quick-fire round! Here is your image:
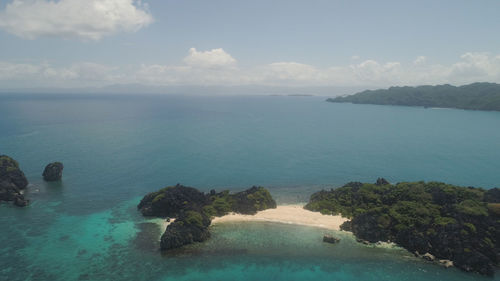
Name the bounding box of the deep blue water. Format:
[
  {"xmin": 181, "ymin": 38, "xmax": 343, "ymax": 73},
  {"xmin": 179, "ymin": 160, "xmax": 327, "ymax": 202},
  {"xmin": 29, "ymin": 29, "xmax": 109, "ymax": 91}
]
[{"xmin": 1, "ymin": 94, "xmax": 499, "ymax": 281}]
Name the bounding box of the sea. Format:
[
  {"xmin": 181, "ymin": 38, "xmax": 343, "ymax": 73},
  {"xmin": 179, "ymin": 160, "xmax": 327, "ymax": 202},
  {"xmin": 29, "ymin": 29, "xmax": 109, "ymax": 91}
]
[{"xmin": 1, "ymin": 94, "xmax": 499, "ymax": 281}]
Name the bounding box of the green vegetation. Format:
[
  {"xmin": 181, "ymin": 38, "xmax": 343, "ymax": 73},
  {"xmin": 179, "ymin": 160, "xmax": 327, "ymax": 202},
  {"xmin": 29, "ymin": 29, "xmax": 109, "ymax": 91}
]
[
  {"xmin": 184, "ymin": 210, "xmax": 204, "ymax": 228},
  {"xmin": 327, "ymin": 82, "xmax": 500, "ymax": 111},
  {"xmin": 204, "ymin": 186, "xmax": 276, "ymax": 216},
  {"xmin": 152, "ymin": 193, "xmax": 165, "ymax": 203},
  {"xmin": 306, "ymin": 180, "xmax": 500, "ymax": 275},
  {"xmin": 204, "ymin": 190, "xmax": 233, "ymax": 217},
  {"xmin": 0, "ymin": 155, "xmax": 19, "ymax": 168},
  {"xmin": 455, "ymin": 199, "xmax": 488, "ymax": 216},
  {"xmin": 246, "ymin": 187, "xmax": 274, "ymax": 211}
]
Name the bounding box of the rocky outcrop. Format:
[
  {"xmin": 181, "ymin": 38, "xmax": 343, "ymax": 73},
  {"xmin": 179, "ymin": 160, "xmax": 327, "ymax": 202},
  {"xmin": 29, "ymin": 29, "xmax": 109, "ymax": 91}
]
[
  {"xmin": 0, "ymin": 155, "xmax": 29, "ymax": 207},
  {"xmin": 375, "ymin": 177, "xmax": 390, "ymax": 186},
  {"xmin": 422, "ymin": 252, "xmax": 436, "ymax": 261},
  {"xmin": 160, "ymin": 211, "xmax": 211, "ymax": 250},
  {"xmin": 323, "ymin": 235, "xmax": 340, "ymax": 244},
  {"xmin": 484, "ymin": 188, "xmax": 500, "ymax": 203},
  {"xmin": 42, "ymin": 162, "xmax": 64, "ymax": 181},
  {"xmin": 138, "ymin": 184, "xmax": 276, "ymax": 250},
  {"xmin": 439, "ymin": 259, "xmax": 454, "ymax": 268},
  {"xmin": 414, "ymin": 252, "xmax": 454, "ymax": 268}
]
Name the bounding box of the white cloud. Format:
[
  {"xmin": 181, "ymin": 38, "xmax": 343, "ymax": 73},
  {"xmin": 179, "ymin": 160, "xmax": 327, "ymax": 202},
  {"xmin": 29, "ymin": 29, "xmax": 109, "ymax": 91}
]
[
  {"xmin": 183, "ymin": 48, "xmax": 236, "ymax": 68},
  {"xmin": 0, "ymin": 0, "xmax": 153, "ymax": 40},
  {"xmin": 0, "ymin": 61, "xmax": 40, "ymax": 79},
  {"xmin": 351, "ymin": 55, "xmax": 360, "ymax": 60},
  {"xmin": 413, "ymin": 56, "xmax": 426, "ymax": 65},
  {"xmin": 1, "ymin": 50, "xmax": 500, "ymax": 90},
  {"xmin": 0, "ymin": 61, "xmax": 122, "ymax": 87},
  {"xmin": 447, "ymin": 52, "xmax": 500, "ymax": 83}
]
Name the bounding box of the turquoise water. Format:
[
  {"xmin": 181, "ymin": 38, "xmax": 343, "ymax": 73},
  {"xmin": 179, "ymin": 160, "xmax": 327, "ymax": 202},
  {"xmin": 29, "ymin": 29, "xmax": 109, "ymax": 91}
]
[{"xmin": 1, "ymin": 94, "xmax": 499, "ymax": 281}]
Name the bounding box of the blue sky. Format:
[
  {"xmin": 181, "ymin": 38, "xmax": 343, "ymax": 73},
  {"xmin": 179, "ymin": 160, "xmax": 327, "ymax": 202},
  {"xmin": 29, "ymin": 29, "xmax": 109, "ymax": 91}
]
[{"xmin": 0, "ymin": 0, "xmax": 499, "ymax": 93}]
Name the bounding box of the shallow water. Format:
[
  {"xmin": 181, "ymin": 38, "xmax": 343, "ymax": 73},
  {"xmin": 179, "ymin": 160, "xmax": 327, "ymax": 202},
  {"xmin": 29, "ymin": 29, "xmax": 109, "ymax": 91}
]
[{"xmin": 1, "ymin": 94, "xmax": 499, "ymax": 280}]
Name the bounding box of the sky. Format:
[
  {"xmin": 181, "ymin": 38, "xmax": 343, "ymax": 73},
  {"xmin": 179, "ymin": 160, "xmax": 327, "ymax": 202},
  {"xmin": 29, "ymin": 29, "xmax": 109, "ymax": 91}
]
[{"xmin": 0, "ymin": 0, "xmax": 499, "ymax": 94}]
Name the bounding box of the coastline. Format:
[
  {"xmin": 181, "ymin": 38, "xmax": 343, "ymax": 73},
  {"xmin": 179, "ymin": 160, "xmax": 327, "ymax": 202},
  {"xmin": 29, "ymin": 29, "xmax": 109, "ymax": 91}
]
[
  {"xmin": 151, "ymin": 218, "xmax": 175, "ymax": 238},
  {"xmin": 211, "ymin": 204, "xmax": 349, "ymax": 230}
]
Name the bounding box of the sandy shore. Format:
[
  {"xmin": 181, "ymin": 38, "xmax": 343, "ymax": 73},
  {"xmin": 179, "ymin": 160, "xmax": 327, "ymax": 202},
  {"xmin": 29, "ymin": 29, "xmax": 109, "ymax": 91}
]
[{"xmin": 211, "ymin": 204, "xmax": 349, "ymax": 230}]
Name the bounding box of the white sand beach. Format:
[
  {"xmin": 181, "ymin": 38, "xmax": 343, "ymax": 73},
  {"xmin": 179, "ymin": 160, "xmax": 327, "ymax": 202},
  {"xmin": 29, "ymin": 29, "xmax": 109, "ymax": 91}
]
[{"xmin": 211, "ymin": 204, "xmax": 349, "ymax": 230}]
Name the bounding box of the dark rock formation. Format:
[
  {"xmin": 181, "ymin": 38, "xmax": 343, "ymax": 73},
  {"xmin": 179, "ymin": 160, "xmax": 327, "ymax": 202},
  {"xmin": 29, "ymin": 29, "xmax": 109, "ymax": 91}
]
[
  {"xmin": 0, "ymin": 155, "xmax": 29, "ymax": 207},
  {"xmin": 42, "ymin": 162, "xmax": 64, "ymax": 181},
  {"xmin": 375, "ymin": 177, "xmax": 390, "ymax": 186},
  {"xmin": 160, "ymin": 211, "xmax": 211, "ymax": 250},
  {"xmin": 484, "ymin": 188, "xmax": 500, "ymax": 203},
  {"xmin": 339, "ymin": 220, "xmax": 352, "ymax": 231},
  {"xmin": 138, "ymin": 184, "xmax": 276, "ymax": 250},
  {"xmin": 323, "ymin": 235, "xmax": 340, "ymax": 244},
  {"xmin": 355, "ymin": 238, "xmax": 371, "ymax": 245}
]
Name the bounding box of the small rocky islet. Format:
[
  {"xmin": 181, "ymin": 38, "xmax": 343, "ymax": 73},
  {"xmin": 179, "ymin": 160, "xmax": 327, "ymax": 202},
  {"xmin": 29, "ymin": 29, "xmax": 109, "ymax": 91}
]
[
  {"xmin": 42, "ymin": 162, "xmax": 64, "ymax": 181},
  {"xmin": 137, "ymin": 184, "xmax": 277, "ymax": 250}
]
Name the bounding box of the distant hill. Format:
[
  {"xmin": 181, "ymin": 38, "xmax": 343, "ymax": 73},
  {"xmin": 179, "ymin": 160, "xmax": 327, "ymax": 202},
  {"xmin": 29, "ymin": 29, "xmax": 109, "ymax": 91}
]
[{"xmin": 327, "ymin": 82, "xmax": 500, "ymax": 111}]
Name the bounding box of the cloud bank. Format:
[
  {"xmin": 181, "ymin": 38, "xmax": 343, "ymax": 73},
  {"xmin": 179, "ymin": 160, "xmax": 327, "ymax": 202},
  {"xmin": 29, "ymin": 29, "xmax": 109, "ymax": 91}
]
[
  {"xmin": 1, "ymin": 49, "xmax": 500, "ymax": 92},
  {"xmin": 0, "ymin": 0, "xmax": 153, "ymax": 40},
  {"xmin": 184, "ymin": 48, "xmax": 236, "ymax": 68}
]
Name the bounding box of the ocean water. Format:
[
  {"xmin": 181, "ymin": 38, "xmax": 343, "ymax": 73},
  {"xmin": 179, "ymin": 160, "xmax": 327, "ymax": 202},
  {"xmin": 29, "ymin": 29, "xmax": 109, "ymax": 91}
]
[{"xmin": 0, "ymin": 94, "xmax": 499, "ymax": 281}]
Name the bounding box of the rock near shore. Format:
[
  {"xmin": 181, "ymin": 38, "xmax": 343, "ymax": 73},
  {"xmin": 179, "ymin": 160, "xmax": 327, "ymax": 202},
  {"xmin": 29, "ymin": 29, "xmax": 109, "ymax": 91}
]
[
  {"xmin": 0, "ymin": 155, "xmax": 29, "ymax": 207},
  {"xmin": 323, "ymin": 234, "xmax": 340, "ymax": 244}
]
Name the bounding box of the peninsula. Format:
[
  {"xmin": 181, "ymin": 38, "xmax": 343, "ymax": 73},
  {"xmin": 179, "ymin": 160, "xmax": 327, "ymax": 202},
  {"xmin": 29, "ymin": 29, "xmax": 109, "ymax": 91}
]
[
  {"xmin": 305, "ymin": 179, "xmax": 500, "ymax": 276},
  {"xmin": 327, "ymin": 82, "xmax": 500, "ymax": 111}
]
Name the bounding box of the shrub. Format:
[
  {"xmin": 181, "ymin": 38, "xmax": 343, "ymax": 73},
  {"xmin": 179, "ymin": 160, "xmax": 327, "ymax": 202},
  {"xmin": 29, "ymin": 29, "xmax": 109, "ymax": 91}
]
[
  {"xmin": 455, "ymin": 200, "xmax": 488, "ymax": 216},
  {"xmin": 463, "ymin": 223, "xmax": 476, "ymax": 233},
  {"xmin": 184, "ymin": 211, "xmax": 204, "ymax": 228}
]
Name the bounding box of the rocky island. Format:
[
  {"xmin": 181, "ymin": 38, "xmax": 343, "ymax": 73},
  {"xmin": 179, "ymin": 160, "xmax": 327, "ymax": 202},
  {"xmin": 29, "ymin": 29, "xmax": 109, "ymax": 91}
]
[
  {"xmin": 305, "ymin": 179, "xmax": 500, "ymax": 276},
  {"xmin": 0, "ymin": 155, "xmax": 29, "ymax": 207},
  {"xmin": 42, "ymin": 162, "xmax": 64, "ymax": 181},
  {"xmin": 138, "ymin": 184, "xmax": 277, "ymax": 250}
]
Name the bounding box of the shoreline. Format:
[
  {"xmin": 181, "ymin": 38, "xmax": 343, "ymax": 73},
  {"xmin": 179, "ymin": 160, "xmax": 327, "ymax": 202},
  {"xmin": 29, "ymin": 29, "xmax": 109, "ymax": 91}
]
[
  {"xmin": 211, "ymin": 204, "xmax": 349, "ymax": 230},
  {"xmin": 150, "ymin": 218, "xmax": 175, "ymax": 238}
]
